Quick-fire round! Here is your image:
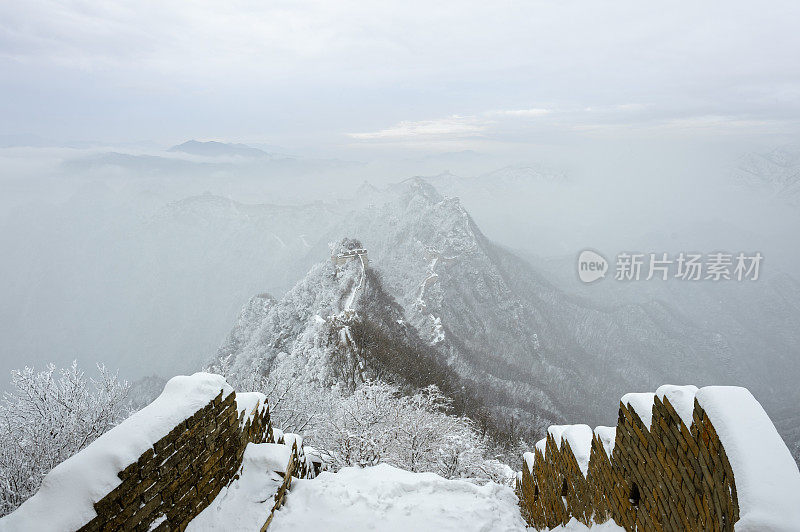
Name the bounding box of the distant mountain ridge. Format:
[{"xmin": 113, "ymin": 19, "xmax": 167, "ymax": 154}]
[
  {"xmin": 423, "ymin": 165, "xmax": 566, "ymax": 198},
  {"xmin": 733, "ymin": 145, "xmax": 800, "ymax": 205},
  {"xmin": 168, "ymin": 140, "xmax": 277, "ymax": 159}
]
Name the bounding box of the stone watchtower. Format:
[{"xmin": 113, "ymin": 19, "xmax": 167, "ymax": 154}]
[{"xmin": 332, "ymin": 248, "xmax": 369, "ymax": 268}]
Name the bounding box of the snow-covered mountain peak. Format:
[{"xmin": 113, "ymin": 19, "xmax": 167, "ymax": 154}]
[
  {"xmin": 215, "ymin": 236, "xmax": 371, "ymax": 378},
  {"xmin": 354, "ymin": 180, "xmax": 381, "ymax": 198},
  {"xmin": 168, "ymin": 140, "xmax": 273, "ymax": 159},
  {"xmin": 390, "ymin": 177, "xmax": 445, "ymax": 205}
]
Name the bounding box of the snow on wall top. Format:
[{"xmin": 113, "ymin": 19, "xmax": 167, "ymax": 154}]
[
  {"xmin": 546, "ymin": 425, "xmax": 569, "ymax": 448},
  {"xmin": 244, "ymin": 443, "xmax": 293, "ymax": 475},
  {"xmin": 535, "ymin": 437, "xmax": 547, "ymax": 457},
  {"xmin": 236, "ymin": 391, "xmax": 267, "ymax": 423},
  {"xmin": 655, "ymin": 384, "xmax": 698, "ymax": 428},
  {"xmin": 696, "ymin": 386, "xmax": 800, "ymax": 531},
  {"xmin": 620, "ymin": 392, "xmax": 655, "ymax": 429},
  {"xmin": 593, "ymin": 426, "xmax": 616, "ymax": 458},
  {"xmin": 0, "ymin": 372, "xmax": 233, "ymax": 532},
  {"xmin": 541, "ymin": 424, "xmax": 592, "ymax": 476},
  {"xmin": 562, "ymin": 425, "xmax": 593, "ymax": 477},
  {"xmin": 523, "ymin": 452, "xmax": 535, "ymax": 473},
  {"xmin": 283, "ymin": 433, "xmax": 303, "ymax": 450}
]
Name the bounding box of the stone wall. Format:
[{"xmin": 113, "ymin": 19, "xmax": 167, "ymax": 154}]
[
  {"xmin": 77, "ymin": 390, "xmax": 275, "ymax": 532},
  {"xmin": 517, "ymin": 393, "xmax": 739, "ymax": 531}
]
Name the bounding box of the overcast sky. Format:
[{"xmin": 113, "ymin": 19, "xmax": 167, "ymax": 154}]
[{"xmin": 1, "ymin": 1, "xmax": 799, "ymax": 155}]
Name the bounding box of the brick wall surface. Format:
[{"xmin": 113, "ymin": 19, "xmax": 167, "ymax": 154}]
[{"xmin": 518, "ymin": 397, "xmax": 739, "ymax": 531}]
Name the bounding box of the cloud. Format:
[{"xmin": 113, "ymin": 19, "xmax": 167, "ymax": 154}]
[
  {"xmin": 348, "ymin": 116, "xmax": 488, "ymax": 140},
  {"xmin": 490, "ymin": 108, "xmax": 551, "ymax": 117},
  {"xmin": 346, "ymin": 105, "xmax": 798, "ymax": 147},
  {"xmin": 583, "ymin": 103, "xmax": 648, "ymax": 113},
  {"xmin": 570, "ymin": 114, "xmax": 793, "ymax": 138},
  {"xmin": 656, "ymin": 115, "xmax": 784, "ymax": 135},
  {"xmin": 347, "ymin": 107, "xmax": 554, "ymax": 144},
  {"xmin": 613, "ymin": 103, "xmax": 648, "ymax": 112}
]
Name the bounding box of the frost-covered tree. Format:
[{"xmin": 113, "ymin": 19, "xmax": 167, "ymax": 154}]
[
  {"xmin": 207, "ymin": 354, "xmax": 330, "ymax": 434},
  {"xmin": 395, "ymin": 385, "xmax": 511, "ymax": 482},
  {"xmin": 312, "ymin": 381, "xmax": 511, "ymax": 483},
  {"xmin": 0, "ymin": 361, "xmax": 131, "ymax": 516},
  {"xmin": 210, "ymin": 343, "xmax": 514, "ymax": 482},
  {"xmin": 314, "ymin": 381, "xmax": 401, "ymax": 469}
]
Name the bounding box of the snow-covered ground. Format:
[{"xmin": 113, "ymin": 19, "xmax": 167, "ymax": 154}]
[
  {"xmin": 188, "ymin": 453, "xmax": 624, "ymax": 531},
  {"xmin": 187, "ymin": 444, "xmax": 287, "ymax": 532},
  {"xmin": 268, "ymin": 463, "xmax": 528, "ymax": 532},
  {"xmin": 265, "ymin": 463, "xmax": 625, "ymax": 531}
]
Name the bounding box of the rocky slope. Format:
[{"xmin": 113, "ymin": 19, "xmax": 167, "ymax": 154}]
[{"xmin": 218, "ymin": 178, "xmax": 800, "ymax": 446}]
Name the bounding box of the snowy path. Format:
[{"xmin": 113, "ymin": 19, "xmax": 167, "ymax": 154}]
[
  {"xmin": 415, "ymin": 251, "xmax": 448, "ymax": 344},
  {"xmin": 268, "ymin": 464, "xmax": 527, "ymax": 532},
  {"xmin": 266, "ymin": 463, "xmax": 624, "ymax": 532},
  {"xmin": 416, "ymin": 255, "xmax": 439, "ymax": 308},
  {"xmin": 343, "ymin": 253, "xmax": 366, "ymax": 311},
  {"xmin": 416, "ymin": 249, "xmax": 454, "ymax": 309}
]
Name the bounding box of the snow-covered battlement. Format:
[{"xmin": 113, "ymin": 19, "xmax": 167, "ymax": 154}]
[
  {"xmin": 517, "ymin": 384, "xmax": 800, "ymax": 531},
  {"xmin": 0, "ymin": 373, "xmax": 315, "ymax": 532}
]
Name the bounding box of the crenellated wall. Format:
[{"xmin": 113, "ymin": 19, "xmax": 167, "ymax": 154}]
[
  {"xmin": 77, "ymin": 390, "xmax": 274, "ymax": 532},
  {"xmin": 516, "ymin": 385, "xmax": 784, "ymax": 532},
  {"xmin": 607, "ymin": 395, "xmax": 737, "ymax": 530}
]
